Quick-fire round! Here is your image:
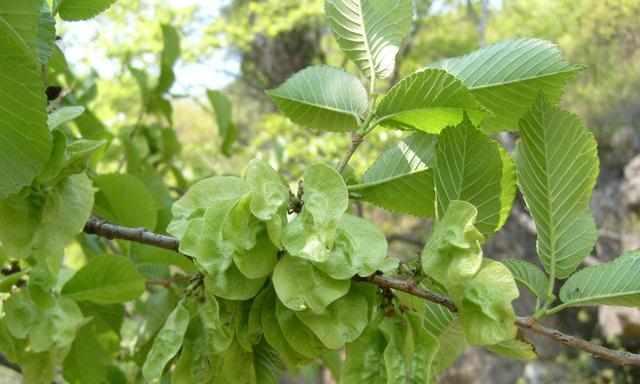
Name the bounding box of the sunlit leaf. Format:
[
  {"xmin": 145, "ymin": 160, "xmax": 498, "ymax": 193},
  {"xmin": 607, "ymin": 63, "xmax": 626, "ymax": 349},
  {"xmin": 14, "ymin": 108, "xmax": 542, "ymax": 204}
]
[{"xmin": 267, "ymin": 66, "xmax": 368, "ymax": 132}]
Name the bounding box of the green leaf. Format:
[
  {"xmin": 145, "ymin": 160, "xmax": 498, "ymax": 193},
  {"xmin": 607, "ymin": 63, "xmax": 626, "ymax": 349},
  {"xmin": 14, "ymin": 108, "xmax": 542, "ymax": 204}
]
[
  {"xmin": 431, "ymin": 39, "xmax": 582, "ymax": 132},
  {"xmin": 349, "ymin": 132, "xmax": 437, "ymax": 217},
  {"xmin": 233, "ymin": 230, "xmax": 278, "ymax": 279},
  {"xmin": 273, "ymin": 256, "xmax": 350, "ymax": 313},
  {"xmin": 460, "ymin": 260, "xmax": 519, "ymax": 346},
  {"xmin": 275, "ymin": 300, "xmax": 325, "ymax": 359},
  {"xmin": 283, "ymin": 163, "xmax": 348, "ymax": 262},
  {"xmin": 61, "ymin": 256, "xmax": 145, "ymax": 304},
  {"xmin": 94, "ymin": 173, "xmax": 158, "ymax": 230},
  {"xmin": 142, "ymin": 300, "xmax": 191, "ymax": 383},
  {"xmin": 205, "ymin": 263, "xmax": 267, "ymax": 301},
  {"xmin": 502, "ymin": 259, "xmax": 549, "ymax": 303},
  {"xmin": 169, "ymin": 176, "xmax": 249, "ymax": 238},
  {"xmin": 314, "ymin": 214, "xmax": 395, "ymax": 279},
  {"xmin": 259, "ymin": 288, "xmax": 308, "ymax": 366},
  {"xmin": 55, "ymin": 0, "xmax": 118, "ymax": 21},
  {"xmin": 434, "ymin": 118, "xmax": 515, "ymax": 235},
  {"xmin": 379, "ymin": 313, "xmax": 439, "ymax": 384},
  {"xmin": 63, "ymin": 324, "xmax": 111, "ymax": 384},
  {"xmin": 3, "ymin": 290, "xmax": 37, "ymax": 339},
  {"xmin": 421, "ymin": 200, "xmax": 484, "ymax": 298},
  {"xmin": 29, "ymin": 296, "xmax": 86, "ymax": 352},
  {"xmin": 48, "ymin": 106, "xmax": 85, "ymax": 130},
  {"xmin": 325, "ymin": 0, "xmax": 412, "ymax": 79},
  {"xmin": 200, "ymin": 295, "xmax": 234, "ymax": 354},
  {"xmin": 0, "ymin": 14, "xmax": 51, "ymax": 198},
  {"xmin": 296, "ymin": 288, "xmax": 369, "ymax": 349},
  {"xmin": 181, "ymin": 201, "xmax": 236, "ymax": 274},
  {"xmin": 245, "ymin": 159, "xmax": 289, "ymax": 221},
  {"xmin": 516, "ymin": 97, "xmax": 599, "ymax": 279},
  {"xmin": 375, "ymin": 69, "xmax": 485, "ymax": 133},
  {"xmin": 267, "ymin": 65, "xmax": 368, "ymax": 132},
  {"xmin": 207, "ymin": 90, "xmax": 237, "ymax": 156},
  {"xmin": 486, "ymin": 338, "xmax": 537, "ymax": 361},
  {"xmin": 156, "ymin": 24, "xmax": 180, "ymax": 94},
  {"xmin": 36, "ymin": 1, "xmax": 55, "ymax": 65},
  {"xmin": 341, "ymin": 325, "xmax": 388, "ymax": 384},
  {"xmin": 559, "ymin": 251, "xmax": 640, "ymax": 308}
]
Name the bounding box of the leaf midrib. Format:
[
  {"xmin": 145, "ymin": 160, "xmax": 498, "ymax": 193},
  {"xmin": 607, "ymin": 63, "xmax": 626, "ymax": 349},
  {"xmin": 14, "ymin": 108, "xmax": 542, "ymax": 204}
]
[
  {"xmin": 466, "ymin": 67, "xmax": 581, "ymax": 91},
  {"xmin": 562, "ymin": 291, "xmax": 640, "ymax": 307},
  {"xmin": 348, "ymin": 168, "xmax": 430, "ymax": 191},
  {"xmin": 267, "ymin": 91, "xmax": 361, "ymax": 120}
]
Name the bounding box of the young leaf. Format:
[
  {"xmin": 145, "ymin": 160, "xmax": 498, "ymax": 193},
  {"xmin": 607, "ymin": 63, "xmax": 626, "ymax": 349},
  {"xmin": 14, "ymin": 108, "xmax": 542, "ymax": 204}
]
[
  {"xmin": 259, "ymin": 288, "xmax": 308, "ymax": 367},
  {"xmin": 233, "ymin": 230, "xmax": 278, "ymax": 279},
  {"xmin": 314, "ymin": 214, "xmax": 395, "ymax": 280},
  {"xmin": 207, "ymin": 90, "xmax": 237, "ymax": 156},
  {"xmin": 245, "ymin": 159, "xmax": 289, "ymax": 221},
  {"xmin": 142, "ymin": 300, "xmax": 191, "ymax": 382},
  {"xmin": 349, "ymin": 132, "xmax": 437, "ymax": 217},
  {"xmin": 502, "ymin": 259, "xmax": 549, "ymax": 302},
  {"xmin": 460, "ymin": 260, "xmax": 519, "ymax": 346},
  {"xmin": 61, "ymin": 256, "xmax": 145, "ymax": 304},
  {"xmin": 0, "ymin": 14, "xmax": 51, "ymax": 198},
  {"xmin": 375, "ymin": 69, "xmax": 485, "ymax": 133},
  {"xmin": 267, "ymin": 66, "xmax": 368, "ymax": 132},
  {"xmin": 516, "ymin": 97, "xmax": 599, "ymax": 279},
  {"xmin": 341, "ymin": 325, "xmax": 388, "ymax": 384},
  {"xmin": 168, "ymin": 176, "xmax": 249, "ymax": 238},
  {"xmin": 29, "ymin": 296, "xmax": 86, "ymax": 352},
  {"xmin": 273, "ymin": 256, "xmax": 350, "ymax": 313},
  {"xmin": 200, "ymin": 295, "xmax": 234, "ymax": 354},
  {"xmin": 205, "ymin": 263, "xmax": 267, "ymax": 301},
  {"xmin": 283, "ymin": 163, "xmax": 348, "ymax": 262},
  {"xmin": 295, "ymin": 288, "xmax": 369, "ymax": 349},
  {"xmin": 325, "ymin": 0, "xmax": 412, "ymax": 80},
  {"xmin": 379, "ymin": 312, "xmax": 439, "ymax": 383},
  {"xmin": 559, "ymin": 251, "xmax": 640, "ymax": 308},
  {"xmin": 55, "ymin": 0, "xmax": 118, "ymax": 21},
  {"xmin": 275, "ymin": 301, "xmax": 325, "ymax": 359},
  {"xmin": 434, "ymin": 118, "xmax": 516, "ymax": 235},
  {"xmin": 421, "ymin": 200, "xmax": 484, "ymax": 298},
  {"xmin": 430, "ymin": 39, "xmax": 582, "ymax": 132},
  {"xmin": 48, "ymin": 106, "xmax": 85, "ymax": 130},
  {"xmin": 486, "ymin": 338, "xmax": 537, "ymax": 361},
  {"xmin": 63, "ymin": 324, "xmax": 111, "ymax": 384}
]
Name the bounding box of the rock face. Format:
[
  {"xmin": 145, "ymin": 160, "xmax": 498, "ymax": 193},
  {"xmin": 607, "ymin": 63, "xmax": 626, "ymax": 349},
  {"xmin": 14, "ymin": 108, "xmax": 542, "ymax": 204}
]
[{"xmin": 623, "ymin": 154, "xmax": 640, "ymax": 216}]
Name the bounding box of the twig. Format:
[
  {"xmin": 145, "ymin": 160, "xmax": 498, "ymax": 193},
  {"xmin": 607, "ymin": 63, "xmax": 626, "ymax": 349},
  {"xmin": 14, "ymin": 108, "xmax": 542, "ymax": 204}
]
[
  {"xmin": 84, "ymin": 217, "xmax": 180, "ymax": 253},
  {"xmin": 337, "ymin": 132, "xmax": 364, "ymax": 173},
  {"xmin": 80, "ymin": 217, "xmax": 640, "ymax": 367},
  {"xmin": 514, "ymin": 317, "xmax": 640, "ymax": 366}
]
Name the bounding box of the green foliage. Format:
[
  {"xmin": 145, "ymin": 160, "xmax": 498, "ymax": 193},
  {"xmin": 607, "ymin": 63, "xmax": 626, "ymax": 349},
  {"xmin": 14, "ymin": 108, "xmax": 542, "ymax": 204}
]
[
  {"xmin": 61, "ymin": 255, "xmax": 145, "ymax": 304},
  {"xmin": 54, "ymin": 0, "xmax": 118, "ymax": 21},
  {"xmin": 502, "ymin": 259, "xmax": 549, "ymax": 304},
  {"xmin": 349, "ymin": 132, "xmax": 437, "ymax": 217},
  {"xmin": 267, "ymin": 65, "xmax": 369, "ymax": 132},
  {"xmin": 431, "ymin": 39, "xmax": 582, "ymax": 132},
  {"xmin": 207, "ymin": 90, "xmax": 237, "ymax": 157},
  {"xmin": 0, "ymin": 0, "xmax": 635, "ymax": 381},
  {"xmin": 325, "ymin": 0, "xmax": 412, "ymax": 80},
  {"xmin": 516, "ymin": 96, "xmax": 599, "ymax": 281},
  {"xmin": 558, "ymin": 251, "xmax": 640, "ymax": 309},
  {"xmin": 375, "ymin": 69, "xmax": 485, "ymax": 133},
  {"xmin": 434, "ymin": 117, "xmax": 516, "ymax": 235},
  {"xmin": 0, "ymin": 10, "xmax": 51, "ymax": 199}
]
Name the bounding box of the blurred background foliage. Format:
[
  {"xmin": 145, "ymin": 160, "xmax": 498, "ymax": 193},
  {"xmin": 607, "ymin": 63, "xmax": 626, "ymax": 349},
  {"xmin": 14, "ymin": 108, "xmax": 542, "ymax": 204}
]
[
  {"xmin": 57, "ymin": 0, "xmax": 640, "ymax": 181},
  {"xmin": 47, "ymin": 1, "xmax": 640, "ymax": 382}
]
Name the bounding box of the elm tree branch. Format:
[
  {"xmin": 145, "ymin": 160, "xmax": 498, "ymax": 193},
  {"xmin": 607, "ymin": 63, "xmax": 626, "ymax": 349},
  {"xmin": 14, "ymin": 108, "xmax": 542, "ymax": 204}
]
[{"xmin": 82, "ymin": 216, "xmax": 640, "ymax": 367}]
